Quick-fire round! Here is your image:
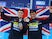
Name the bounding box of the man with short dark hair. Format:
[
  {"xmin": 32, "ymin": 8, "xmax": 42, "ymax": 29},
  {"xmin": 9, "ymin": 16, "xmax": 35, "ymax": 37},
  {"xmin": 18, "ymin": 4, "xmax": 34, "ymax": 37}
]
[
  {"xmin": 24, "ymin": 9, "xmax": 42, "ymax": 39},
  {"xmin": 28, "ymin": 9, "xmax": 42, "ymax": 39},
  {"xmin": 0, "ymin": 7, "xmax": 24, "ymax": 39}
]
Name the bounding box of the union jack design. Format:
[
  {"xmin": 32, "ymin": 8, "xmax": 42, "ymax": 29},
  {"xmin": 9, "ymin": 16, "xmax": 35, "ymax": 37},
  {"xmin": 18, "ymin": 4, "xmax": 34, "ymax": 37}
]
[{"xmin": 0, "ymin": 7, "xmax": 50, "ymax": 35}]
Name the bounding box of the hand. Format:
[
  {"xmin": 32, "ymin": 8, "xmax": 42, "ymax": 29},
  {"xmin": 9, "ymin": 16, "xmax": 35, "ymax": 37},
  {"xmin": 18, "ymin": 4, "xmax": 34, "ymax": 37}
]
[
  {"xmin": 19, "ymin": 23, "xmax": 23, "ymax": 30},
  {"xmin": 19, "ymin": 26, "xmax": 23, "ymax": 30},
  {"xmin": 24, "ymin": 17, "xmax": 30, "ymax": 22}
]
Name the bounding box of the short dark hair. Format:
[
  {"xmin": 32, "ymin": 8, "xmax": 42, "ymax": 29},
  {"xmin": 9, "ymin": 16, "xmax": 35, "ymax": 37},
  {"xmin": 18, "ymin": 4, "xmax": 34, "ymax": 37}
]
[
  {"xmin": 18, "ymin": 9, "xmax": 24, "ymax": 12},
  {"xmin": 30, "ymin": 9, "xmax": 36, "ymax": 13}
]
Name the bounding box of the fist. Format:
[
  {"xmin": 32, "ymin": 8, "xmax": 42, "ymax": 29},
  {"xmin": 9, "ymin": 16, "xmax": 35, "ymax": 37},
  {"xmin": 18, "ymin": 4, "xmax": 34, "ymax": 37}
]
[
  {"xmin": 19, "ymin": 23, "xmax": 23, "ymax": 30},
  {"xmin": 19, "ymin": 26, "xmax": 23, "ymax": 30},
  {"xmin": 24, "ymin": 17, "xmax": 30, "ymax": 22}
]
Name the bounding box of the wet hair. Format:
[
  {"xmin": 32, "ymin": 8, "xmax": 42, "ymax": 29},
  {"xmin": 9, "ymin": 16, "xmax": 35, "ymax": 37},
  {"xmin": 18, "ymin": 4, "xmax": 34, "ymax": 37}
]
[
  {"xmin": 18, "ymin": 9, "xmax": 24, "ymax": 12},
  {"xmin": 30, "ymin": 9, "xmax": 36, "ymax": 13}
]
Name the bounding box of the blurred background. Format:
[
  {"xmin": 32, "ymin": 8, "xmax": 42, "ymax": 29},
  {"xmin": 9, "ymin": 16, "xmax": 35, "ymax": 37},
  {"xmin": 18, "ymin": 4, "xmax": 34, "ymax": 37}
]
[{"xmin": 0, "ymin": 0, "xmax": 52, "ymax": 39}]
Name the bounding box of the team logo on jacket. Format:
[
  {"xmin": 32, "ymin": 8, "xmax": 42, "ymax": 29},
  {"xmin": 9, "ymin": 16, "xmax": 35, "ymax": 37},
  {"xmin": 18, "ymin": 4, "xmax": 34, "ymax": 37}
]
[
  {"xmin": 13, "ymin": 22, "xmax": 20, "ymax": 31},
  {"xmin": 28, "ymin": 21, "xmax": 39, "ymax": 31}
]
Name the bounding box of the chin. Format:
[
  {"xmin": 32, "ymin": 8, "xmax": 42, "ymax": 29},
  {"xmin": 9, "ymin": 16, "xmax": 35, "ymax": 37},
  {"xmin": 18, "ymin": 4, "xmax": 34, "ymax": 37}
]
[{"xmin": 20, "ymin": 17, "xmax": 23, "ymax": 18}]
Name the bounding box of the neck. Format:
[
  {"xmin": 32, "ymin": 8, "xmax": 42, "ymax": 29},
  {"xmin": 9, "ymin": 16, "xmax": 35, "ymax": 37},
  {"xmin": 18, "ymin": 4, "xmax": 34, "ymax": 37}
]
[
  {"xmin": 18, "ymin": 17, "xmax": 22, "ymax": 19},
  {"xmin": 31, "ymin": 16, "xmax": 36, "ymax": 19},
  {"xmin": 31, "ymin": 17, "xmax": 36, "ymax": 19}
]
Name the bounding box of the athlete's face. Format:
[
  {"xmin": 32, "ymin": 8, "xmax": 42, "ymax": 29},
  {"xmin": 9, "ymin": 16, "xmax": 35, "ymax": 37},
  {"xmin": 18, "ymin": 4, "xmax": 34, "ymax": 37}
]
[
  {"xmin": 49, "ymin": 6, "xmax": 52, "ymax": 13},
  {"xmin": 30, "ymin": 12, "xmax": 36, "ymax": 19},
  {"xmin": 18, "ymin": 11, "xmax": 24, "ymax": 18}
]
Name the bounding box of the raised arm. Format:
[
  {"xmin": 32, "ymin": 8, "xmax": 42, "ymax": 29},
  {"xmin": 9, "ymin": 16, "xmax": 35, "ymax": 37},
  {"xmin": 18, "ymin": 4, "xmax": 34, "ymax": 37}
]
[
  {"xmin": 0, "ymin": 6, "xmax": 12, "ymax": 22},
  {"xmin": 42, "ymin": 6, "xmax": 52, "ymax": 24},
  {"xmin": 1, "ymin": 12, "xmax": 11, "ymax": 21},
  {"xmin": 0, "ymin": 6, "xmax": 19, "ymax": 22}
]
